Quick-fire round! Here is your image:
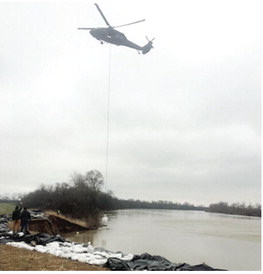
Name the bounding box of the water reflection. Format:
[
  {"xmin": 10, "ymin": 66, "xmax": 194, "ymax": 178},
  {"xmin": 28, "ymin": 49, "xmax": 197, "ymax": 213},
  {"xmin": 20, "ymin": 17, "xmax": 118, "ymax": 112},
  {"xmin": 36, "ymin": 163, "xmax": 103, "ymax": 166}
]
[{"xmin": 66, "ymin": 230, "xmax": 95, "ymax": 244}]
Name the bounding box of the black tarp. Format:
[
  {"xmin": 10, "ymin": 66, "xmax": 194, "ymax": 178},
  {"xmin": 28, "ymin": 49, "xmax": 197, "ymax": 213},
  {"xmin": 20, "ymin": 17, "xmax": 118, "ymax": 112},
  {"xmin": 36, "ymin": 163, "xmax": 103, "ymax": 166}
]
[
  {"xmin": 104, "ymin": 253, "xmax": 225, "ymax": 271},
  {"xmin": 0, "ymin": 232, "xmax": 65, "ymax": 245}
]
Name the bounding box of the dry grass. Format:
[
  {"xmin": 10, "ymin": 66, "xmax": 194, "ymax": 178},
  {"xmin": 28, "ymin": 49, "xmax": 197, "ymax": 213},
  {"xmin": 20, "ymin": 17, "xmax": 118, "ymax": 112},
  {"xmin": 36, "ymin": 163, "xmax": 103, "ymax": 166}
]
[
  {"xmin": 0, "ymin": 203, "xmax": 15, "ymax": 215},
  {"xmin": 0, "ymin": 245, "xmax": 109, "ymax": 271}
]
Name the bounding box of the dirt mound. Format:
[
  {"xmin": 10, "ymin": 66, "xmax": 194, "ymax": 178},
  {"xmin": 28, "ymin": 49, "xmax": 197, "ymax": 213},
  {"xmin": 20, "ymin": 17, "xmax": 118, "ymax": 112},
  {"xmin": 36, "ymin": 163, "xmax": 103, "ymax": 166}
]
[{"xmin": 29, "ymin": 213, "xmax": 89, "ymax": 235}]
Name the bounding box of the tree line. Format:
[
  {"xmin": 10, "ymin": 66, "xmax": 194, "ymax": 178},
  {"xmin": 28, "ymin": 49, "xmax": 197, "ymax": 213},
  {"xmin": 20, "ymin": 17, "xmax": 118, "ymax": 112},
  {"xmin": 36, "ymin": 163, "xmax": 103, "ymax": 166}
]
[
  {"xmin": 2, "ymin": 170, "xmax": 261, "ymax": 218},
  {"xmin": 112, "ymin": 199, "xmax": 205, "ymax": 211},
  {"xmin": 207, "ymin": 202, "xmax": 261, "ymax": 217}
]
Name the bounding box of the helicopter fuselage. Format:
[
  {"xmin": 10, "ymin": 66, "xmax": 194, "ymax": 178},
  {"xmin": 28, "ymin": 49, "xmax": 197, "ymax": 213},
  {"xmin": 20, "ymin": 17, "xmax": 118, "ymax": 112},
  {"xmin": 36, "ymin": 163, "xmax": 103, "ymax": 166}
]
[{"xmin": 90, "ymin": 27, "xmax": 142, "ymax": 50}]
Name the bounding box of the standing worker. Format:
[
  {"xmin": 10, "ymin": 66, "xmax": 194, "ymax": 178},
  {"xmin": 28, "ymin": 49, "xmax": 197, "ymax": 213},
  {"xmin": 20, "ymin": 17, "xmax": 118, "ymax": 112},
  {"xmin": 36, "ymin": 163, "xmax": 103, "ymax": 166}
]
[
  {"xmin": 20, "ymin": 207, "xmax": 31, "ymax": 234},
  {"xmin": 12, "ymin": 206, "xmax": 22, "ymax": 233}
]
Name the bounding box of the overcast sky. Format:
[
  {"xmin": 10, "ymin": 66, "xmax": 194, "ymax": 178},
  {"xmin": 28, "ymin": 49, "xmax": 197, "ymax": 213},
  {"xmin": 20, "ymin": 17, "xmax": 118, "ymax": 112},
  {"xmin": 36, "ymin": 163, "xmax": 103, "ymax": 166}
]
[{"xmin": 0, "ymin": 0, "xmax": 261, "ymax": 206}]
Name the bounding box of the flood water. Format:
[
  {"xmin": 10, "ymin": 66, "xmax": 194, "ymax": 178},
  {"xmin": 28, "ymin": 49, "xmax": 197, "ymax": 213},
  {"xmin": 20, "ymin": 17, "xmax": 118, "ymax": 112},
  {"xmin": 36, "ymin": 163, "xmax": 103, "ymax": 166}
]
[{"xmin": 66, "ymin": 209, "xmax": 261, "ymax": 271}]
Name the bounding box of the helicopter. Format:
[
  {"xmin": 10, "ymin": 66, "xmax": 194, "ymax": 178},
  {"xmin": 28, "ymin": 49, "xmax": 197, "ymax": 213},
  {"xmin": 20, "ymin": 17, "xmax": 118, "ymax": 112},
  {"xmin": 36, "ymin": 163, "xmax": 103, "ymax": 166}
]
[{"xmin": 78, "ymin": 3, "xmax": 154, "ymax": 54}]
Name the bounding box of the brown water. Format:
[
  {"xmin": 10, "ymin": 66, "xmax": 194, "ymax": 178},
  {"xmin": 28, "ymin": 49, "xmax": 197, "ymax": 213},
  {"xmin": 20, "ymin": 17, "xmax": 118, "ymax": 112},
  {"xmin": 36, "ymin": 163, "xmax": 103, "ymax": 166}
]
[{"xmin": 66, "ymin": 209, "xmax": 261, "ymax": 270}]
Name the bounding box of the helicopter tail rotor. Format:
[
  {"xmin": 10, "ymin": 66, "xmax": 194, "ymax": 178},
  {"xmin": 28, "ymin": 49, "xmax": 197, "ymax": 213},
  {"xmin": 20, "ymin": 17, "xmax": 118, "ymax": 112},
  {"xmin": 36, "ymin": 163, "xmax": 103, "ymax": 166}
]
[
  {"xmin": 146, "ymin": 36, "xmax": 155, "ymax": 44},
  {"xmin": 141, "ymin": 36, "xmax": 154, "ymax": 54}
]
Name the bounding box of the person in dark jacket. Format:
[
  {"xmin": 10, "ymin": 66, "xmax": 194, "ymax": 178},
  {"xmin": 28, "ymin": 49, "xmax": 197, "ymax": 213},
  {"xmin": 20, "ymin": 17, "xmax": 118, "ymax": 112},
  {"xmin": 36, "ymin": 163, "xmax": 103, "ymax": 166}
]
[
  {"xmin": 20, "ymin": 207, "xmax": 31, "ymax": 234},
  {"xmin": 12, "ymin": 206, "xmax": 22, "ymax": 233}
]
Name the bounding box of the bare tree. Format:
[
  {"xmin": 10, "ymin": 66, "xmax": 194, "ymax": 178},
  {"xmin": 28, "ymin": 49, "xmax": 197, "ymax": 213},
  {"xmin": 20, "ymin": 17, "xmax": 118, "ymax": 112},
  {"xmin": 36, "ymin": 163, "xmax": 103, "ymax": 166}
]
[{"xmin": 85, "ymin": 170, "xmax": 104, "ymax": 190}]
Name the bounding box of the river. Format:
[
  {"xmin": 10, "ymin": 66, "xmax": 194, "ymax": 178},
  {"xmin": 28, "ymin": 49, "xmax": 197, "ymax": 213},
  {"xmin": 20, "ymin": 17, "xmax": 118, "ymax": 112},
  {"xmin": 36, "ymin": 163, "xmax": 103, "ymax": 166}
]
[{"xmin": 66, "ymin": 209, "xmax": 261, "ymax": 271}]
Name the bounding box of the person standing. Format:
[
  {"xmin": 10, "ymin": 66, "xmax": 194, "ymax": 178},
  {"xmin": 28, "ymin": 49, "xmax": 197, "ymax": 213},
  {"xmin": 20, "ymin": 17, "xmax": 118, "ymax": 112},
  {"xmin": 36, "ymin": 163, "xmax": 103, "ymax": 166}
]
[
  {"xmin": 12, "ymin": 206, "xmax": 22, "ymax": 233},
  {"xmin": 20, "ymin": 207, "xmax": 31, "ymax": 234}
]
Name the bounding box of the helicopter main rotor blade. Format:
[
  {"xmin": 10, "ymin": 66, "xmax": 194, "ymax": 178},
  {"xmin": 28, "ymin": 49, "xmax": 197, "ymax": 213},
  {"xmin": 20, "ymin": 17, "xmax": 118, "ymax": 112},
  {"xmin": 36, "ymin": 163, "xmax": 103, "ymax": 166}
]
[
  {"xmin": 113, "ymin": 19, "xmax": 146, "ymax": 28},
  {"xmin": 78, "ymin": 27, "xmax": 94, "ymax": 30},
  {"xmin": 94, "ymin": 3, "xmax": 111, "ymax": 27}
]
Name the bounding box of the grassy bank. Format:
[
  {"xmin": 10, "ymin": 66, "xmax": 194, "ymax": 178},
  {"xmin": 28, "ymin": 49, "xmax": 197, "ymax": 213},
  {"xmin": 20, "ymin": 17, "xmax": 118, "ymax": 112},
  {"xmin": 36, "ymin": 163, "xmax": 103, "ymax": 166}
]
[
  {"xmin": 0, "ymin": 245, "xmax": 109, "ymax": 271},
  {"xmin": 0, "ymin": 202, "xmax": 15, "ymax": 215}
]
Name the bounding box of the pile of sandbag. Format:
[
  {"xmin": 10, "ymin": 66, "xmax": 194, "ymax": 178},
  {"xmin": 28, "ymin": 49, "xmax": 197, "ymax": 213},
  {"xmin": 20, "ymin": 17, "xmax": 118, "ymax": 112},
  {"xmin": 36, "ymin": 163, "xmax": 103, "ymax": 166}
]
[{"xmin": 5, "ymin": 234, "xmax": 133, "ymax": 266}]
